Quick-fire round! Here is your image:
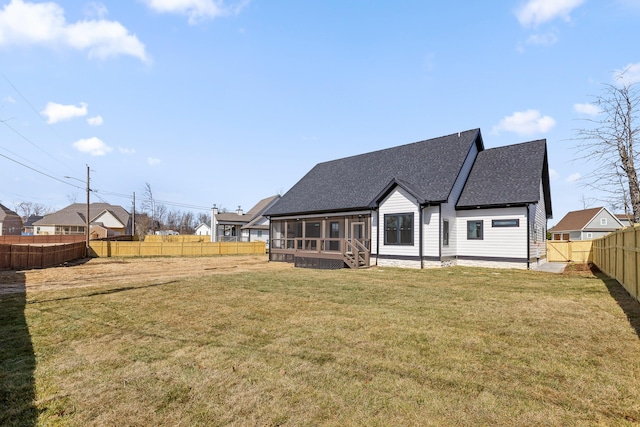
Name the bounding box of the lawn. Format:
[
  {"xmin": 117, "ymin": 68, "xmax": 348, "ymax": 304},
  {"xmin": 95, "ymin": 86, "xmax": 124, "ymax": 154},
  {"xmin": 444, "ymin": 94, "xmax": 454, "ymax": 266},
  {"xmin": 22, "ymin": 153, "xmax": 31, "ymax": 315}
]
[{"xmin": 2, "ymin": 259, "xmax": 640, "ymax": 426}]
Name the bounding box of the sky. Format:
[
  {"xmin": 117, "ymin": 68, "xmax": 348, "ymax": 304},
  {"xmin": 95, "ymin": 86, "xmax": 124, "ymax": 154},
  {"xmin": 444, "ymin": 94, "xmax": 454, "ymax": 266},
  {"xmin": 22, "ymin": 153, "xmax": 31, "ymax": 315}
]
[{"xmin": 1, "ymin": 0, "xmax": 639, "ymax": 226}]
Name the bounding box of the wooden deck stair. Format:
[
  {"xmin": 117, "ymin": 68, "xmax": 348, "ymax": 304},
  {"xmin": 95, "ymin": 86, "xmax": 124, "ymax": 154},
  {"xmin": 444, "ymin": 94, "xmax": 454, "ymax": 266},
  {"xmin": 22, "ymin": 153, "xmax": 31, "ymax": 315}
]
[{"xmin": 343, "ymin": 239, "xmax": 369, "ymax": 269}]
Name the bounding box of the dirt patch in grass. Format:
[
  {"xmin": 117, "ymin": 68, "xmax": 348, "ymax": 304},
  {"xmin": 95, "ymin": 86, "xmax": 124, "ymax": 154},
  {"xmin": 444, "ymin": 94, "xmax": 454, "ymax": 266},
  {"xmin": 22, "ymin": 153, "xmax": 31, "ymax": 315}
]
[
  {"xmin": 561, "ymin": 262, "xmax": 600, "ymax": 276},
  {"xmin": 0, "ymin": 255, "xmax": 289, "ymax": 295}
]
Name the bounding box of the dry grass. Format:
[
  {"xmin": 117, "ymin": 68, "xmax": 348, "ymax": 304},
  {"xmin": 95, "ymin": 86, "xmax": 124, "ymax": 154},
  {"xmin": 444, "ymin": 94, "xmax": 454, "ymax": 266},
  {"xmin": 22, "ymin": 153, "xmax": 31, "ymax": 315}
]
[{"xmin": 2, "ymin": 258, "xmax": 640, "ymax": 426}]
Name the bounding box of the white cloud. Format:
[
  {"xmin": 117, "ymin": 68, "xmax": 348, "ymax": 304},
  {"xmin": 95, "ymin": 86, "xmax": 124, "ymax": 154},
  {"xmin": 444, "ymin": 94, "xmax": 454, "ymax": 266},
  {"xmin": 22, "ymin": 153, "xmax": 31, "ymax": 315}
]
[
  {"xmin": 41, "ymin": 101, "xmax": 87, "ymax": 124},
  {"xmin": 567, "ymin": 172, "xmax": 581, "ymax": 183},
  {"xmin": 3, "ymin": 95, "xmax": 15, "ymax": 103},
  {"xmin": 118, "ymin": 147, "xmax": 135, "ymax": 154},
  {"xmin": 573, "ymin": 103, "xmax": 601, "ymax": 116},
  {"xmin": 0, "ymin": 0, "xmax": 148, "ymax": 62},
  {"xmin": 87, "ymin": 115, "xmax": 103, "ymax": 126},
  {"xmin": 549, "ymin": 168, "xmax": 558, "ymax": 180},
  {"xmin": 73, "ymin": 137, "xmax": 112, "ymax": 156},
  {"xmin": 148, "ymin": 157, "xmax": 161, "ymax": 166},
  {"xmin": 526, "ymin": 31, "xmax": 558, "ymax": 46},
  {"xmin": 84, "ymin": 2, "xmax": 108, "ymax": 19},
  {"xmin": 493, "ymin": 109, "xmax": 556, "ymax": 136},
  {"xmin": 515, "ymin": 0, "xmax": 585, "ymax": 28},
  {"xmin": 142, "ymin": 0, "xmax": 248, "ymax": 25},
  {"xmin": 613, "ymin": 62, "xmax": 640, "ymax": 86}
]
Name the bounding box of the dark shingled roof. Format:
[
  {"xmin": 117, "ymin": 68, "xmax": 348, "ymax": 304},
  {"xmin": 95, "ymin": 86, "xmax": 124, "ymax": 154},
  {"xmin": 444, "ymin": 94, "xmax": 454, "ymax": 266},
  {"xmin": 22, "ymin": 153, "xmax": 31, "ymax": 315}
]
[
  {"xmin": 266, "ymin": 129, "xmax": 483, "ymax": 216},
  {"xmin": 456, "ymin": 139, "xmax": 552, "ymax": 218}
]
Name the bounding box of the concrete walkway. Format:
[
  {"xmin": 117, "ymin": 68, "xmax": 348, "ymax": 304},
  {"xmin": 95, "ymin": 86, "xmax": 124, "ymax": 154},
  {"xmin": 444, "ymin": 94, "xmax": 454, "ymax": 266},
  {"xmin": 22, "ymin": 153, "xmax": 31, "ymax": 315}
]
[{"xmin": 531, "ymin": 262, "xmax": 567, "ymax": 273}]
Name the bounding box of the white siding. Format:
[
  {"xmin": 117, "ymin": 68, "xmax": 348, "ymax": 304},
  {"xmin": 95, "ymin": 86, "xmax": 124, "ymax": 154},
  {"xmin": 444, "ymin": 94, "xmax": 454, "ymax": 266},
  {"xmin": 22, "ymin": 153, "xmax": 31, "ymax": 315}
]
[
  {"xmin": 422, "ymin": 206, "xmax": 439, "ymax": 258},
  {"xmin": 371, "ymin": 213, "xmax": 378, "ymax": 255},
  {"xmin": 36, "ymin": 225, "xmax": 55, "ymax": 235},
  {"xmin": 529, "ymin": 182, "xmax": 548, "ymax": 259},
  {"xmin": 195, "ymin": 224, "xmax": 210, "ymax": 235},
  {"xmin": 378, "ymin": 187, "xmax": 419, "ymax": 257},
  {"xmin": 249, "ymin": 229, "xmax": 269, "ymax": 242},
  {"xmin": 441, "ymin": 142, "xmax": 478, "ymax": 257},
  {"xmin": 93, "ymin": 211, "xmax": 124, "ymax": 228},
  {"xmin": 456, "ymin": 207, "xmax": 528, "ymax": 259}
]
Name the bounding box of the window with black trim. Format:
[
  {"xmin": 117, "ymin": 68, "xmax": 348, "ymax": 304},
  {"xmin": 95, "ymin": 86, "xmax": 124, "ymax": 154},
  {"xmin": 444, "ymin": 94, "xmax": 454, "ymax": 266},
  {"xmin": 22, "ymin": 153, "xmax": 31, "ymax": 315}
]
[
  {"xmin": 443, "ymin": 220, "xmax": 449, "ymax": 246},
  {"xmin": 492, "ymin": 219, "xmax": 519, "ymax": 227},
  {"xmin": 384, "ymin": 213, "xmax": 414, "ymax": 245},
  {"xmin": 467, "ymin": 220, "xmax": 483, "ymax": 240}
]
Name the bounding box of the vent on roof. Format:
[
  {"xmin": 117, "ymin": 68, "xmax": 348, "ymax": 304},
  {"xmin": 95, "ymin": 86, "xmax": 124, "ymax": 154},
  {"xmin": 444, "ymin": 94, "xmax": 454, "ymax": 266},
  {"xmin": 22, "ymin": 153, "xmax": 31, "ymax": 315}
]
[{"xmin": 236, "ymin": 206, "xmax": 243, "ymax": 215}]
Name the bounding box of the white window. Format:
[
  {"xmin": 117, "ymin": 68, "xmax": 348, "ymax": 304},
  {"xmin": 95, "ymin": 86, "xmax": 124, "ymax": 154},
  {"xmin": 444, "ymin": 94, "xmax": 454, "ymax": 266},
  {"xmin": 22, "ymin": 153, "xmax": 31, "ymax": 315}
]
[
  {"xmin": 601, "ymin": 218, "xmax": 607, "ymax": 225},
  {"xmin": 586, "ymin": 232, "xmax": 593, "ymax": 239}
]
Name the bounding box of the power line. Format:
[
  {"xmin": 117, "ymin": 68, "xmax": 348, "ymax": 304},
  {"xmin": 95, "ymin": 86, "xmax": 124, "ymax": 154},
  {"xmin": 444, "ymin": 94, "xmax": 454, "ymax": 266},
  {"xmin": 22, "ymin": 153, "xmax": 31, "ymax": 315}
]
[
  {"xmin": 0, "ymin": 151, "xmax": 83, "ymax": 189},
  {"xmin": 0, "ymin": 119, "xmax": 73, "ymax": 171}
]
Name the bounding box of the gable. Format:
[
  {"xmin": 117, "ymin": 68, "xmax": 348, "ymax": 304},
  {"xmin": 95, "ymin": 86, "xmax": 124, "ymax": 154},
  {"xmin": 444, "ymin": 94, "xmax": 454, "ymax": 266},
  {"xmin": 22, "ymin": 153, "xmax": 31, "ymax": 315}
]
[
  {"xmin": 583, "ymin": 208, "xmax": 623, "ymax": 231},
  {"xmin": 266, "ymin": 129, "xmax": 483, "ymax": 216},
  {"xmin": 93, "ymin": 210, "xmax": 125, "ymax": 228},
  {"xmin": 457, "ymin": 139, "xmax": 551, "ymax": 217}
]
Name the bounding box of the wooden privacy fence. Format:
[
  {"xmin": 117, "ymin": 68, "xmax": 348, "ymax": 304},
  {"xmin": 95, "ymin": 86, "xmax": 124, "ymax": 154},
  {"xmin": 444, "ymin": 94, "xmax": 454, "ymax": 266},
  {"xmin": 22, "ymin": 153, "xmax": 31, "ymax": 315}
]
[
  {"xmin": 144, "ymin": 235, "xmax": 212, "ymax": 243},
  {"xmin": 547, "ymin": 241, "xmax": 593, "ymax": 262},
  {"xmin": 0, "ymin": 235, "xmax": 85, "ymax": 244},
  {"xmin": 592, "ymin": 228, "xmax": 640, "ymax": 303},
  {"xmin": 0, "ymin": 242, "xmax": 85, "ymax": 270},
  {"xmin": 90, "ymin": 241, "xmax": 266, "ymax": 257}
]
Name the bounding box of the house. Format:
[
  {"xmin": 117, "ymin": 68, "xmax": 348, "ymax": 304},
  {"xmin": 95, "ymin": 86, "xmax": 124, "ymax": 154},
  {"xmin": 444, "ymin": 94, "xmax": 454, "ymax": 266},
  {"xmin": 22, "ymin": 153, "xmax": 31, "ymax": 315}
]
[
  {"xmin": 195, "ymin": 223, "xmax": 211, "ymax": 236},
  {"xmin": 33, "ymin": 203, "xmax": 131, "ymax": 237},
  {"xmin": 22, "ymin": 214, "xmax": 43, "ymax": 235},
  {"xmin": 265, "ymin": 128, "xmax": 552, "ymax": 270},
  {"xmin": 615, "ymin": 214, "xmax": 633, "ymax": 227},
  {"xmin": 549, "ymin": 207, "xmax": 624, "ymax": 240},
  {"xmin": 0, "ymin": 203, "xmax": 23, "ymax": 236},
  {"xmin": 211, "ymin": 195, "xmax": 280, "ymax": 243}
]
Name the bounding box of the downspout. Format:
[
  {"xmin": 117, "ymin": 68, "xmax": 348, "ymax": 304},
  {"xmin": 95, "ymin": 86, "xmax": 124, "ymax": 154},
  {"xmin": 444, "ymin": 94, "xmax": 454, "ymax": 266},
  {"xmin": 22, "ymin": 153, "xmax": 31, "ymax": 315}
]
[
  {"xmin": 438, "ymin": 204, "xmax": 442, "ymax": 261},
  {"xmin": 376, "ymin": 209, "xmax": 380, "ymax": 265},
  {"xmin": 419, "ymin": 205, "xmax": 424, "ymax": 269},
  {"xmin": 268, "ymin": 216, "xmax": 272, "ymax": 261},
  {"xmin": 526, "ymin": 204, "xmax": 530, "ymax": 269}
]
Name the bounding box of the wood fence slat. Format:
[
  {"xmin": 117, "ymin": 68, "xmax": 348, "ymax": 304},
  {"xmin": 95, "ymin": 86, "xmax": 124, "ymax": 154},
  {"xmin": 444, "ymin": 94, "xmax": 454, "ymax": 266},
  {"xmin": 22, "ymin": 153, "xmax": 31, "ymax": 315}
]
[{"xmin": 592, "ymin": 228, "xmax": 639, "ymax": 303}]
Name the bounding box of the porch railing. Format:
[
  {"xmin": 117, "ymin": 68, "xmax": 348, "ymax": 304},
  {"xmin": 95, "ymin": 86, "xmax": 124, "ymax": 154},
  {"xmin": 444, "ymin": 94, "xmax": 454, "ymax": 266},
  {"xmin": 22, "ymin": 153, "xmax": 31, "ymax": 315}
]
[{"xmin": 270, "ymin": 237, "xmax": 370, "ymax": 268}]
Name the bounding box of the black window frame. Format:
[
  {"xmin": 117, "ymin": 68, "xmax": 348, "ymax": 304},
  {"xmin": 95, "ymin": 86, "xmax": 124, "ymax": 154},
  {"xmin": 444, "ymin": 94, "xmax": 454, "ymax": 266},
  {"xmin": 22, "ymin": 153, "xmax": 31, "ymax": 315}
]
[
  {"xmin": 384, "ymin": 213, "xmax": 414, "ymax": 246},
  {"xmin": 491, "ymin": 219, "xmax": 520, "ymax": 228},
  {"xmin": 467, "ymin": 220, "xmax": 483, "ymax": 240}
]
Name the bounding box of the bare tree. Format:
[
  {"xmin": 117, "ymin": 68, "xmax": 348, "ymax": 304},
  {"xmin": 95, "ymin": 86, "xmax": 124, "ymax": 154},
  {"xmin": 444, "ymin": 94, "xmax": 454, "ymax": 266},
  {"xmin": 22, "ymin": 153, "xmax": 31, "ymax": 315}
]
[
  {"xmin": 575, "ymin": 76, "xmax": 640, "ymax": 222},
  {"xmin": 140, "ymin": 182, "xmax": 166, "ymax": 234},
  {"xmin": 13, "ymin": 201, "xmax": 53, "ymax": 221}
]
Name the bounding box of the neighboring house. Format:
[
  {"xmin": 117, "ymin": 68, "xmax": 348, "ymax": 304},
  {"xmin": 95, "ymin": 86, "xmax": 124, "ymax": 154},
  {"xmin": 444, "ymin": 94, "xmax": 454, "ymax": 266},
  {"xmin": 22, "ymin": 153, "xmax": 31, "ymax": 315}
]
[
  {"xmin": 265, "ymin": 128, "xmax": 552, "ymax": 270},
  {"xmin": 195, "ymin": 223, "xmax": 211, "ymax": 236},
  {"xmin": 22, "ymin": 215, "xmax": 44, "ymax": 235},
  {"xmin": 0, "ymin": 204, "xmax": 23, "ymax": 236},
  {"xmin": 33, "ymin": 203, "xmax": 131, "ymax": 238},
  {"xmin": 549, "ymin": 207, "xmax": 624, "ymax": 240},
  {"xmin": 615, "ymin": 214, "xmax": 633, "ymax": 227},
  {"xmin": 211, "ymin": 195, "xmax": 281, "ymax": 243}
]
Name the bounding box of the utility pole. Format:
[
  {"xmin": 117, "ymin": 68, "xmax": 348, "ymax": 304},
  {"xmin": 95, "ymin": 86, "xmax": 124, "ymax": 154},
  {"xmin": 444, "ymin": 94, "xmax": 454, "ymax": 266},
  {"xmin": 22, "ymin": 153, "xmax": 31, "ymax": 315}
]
[
  {"xmin": 132, "ymin": 192, "xmax": 136, "ymax": 237},
  {"xmin": 86, "ymin": 165, "xmax": 90, "ymax": 258}
]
